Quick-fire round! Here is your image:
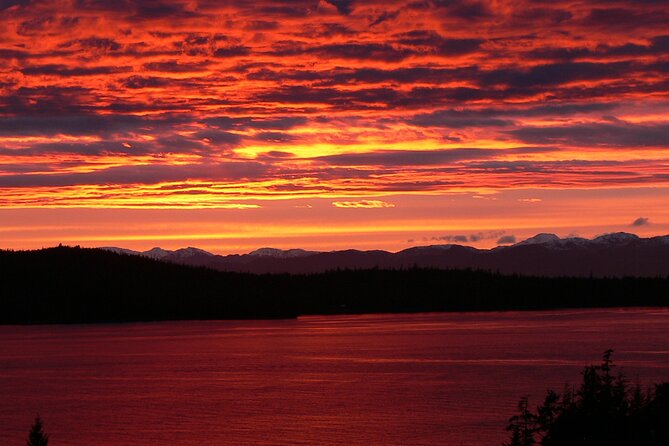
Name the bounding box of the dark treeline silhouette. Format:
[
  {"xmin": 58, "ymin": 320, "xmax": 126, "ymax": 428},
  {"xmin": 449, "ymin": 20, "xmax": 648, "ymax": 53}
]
[
  {"xmin": 504, "ymin": 350, "xmax": 669, "ymax": 446},
  {"xmin": 1, "ymin": 246, "xmax": 668, "ymax": 324}
]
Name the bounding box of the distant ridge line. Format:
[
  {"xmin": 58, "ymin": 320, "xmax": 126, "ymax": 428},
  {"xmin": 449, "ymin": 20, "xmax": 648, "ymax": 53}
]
[{"xmin": 97, "ymin": 232, "xmax": 669, "ymax": 277}]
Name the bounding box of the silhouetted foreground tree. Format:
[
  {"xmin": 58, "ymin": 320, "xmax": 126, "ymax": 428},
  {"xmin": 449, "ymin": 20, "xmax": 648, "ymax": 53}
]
[
  {"xmin": 27, "ymin": 416, "xmax": 49, "ymax": 446},
  {"xmin": 504, "ymin": 350, "xmax": 669, "ymax": 446}
]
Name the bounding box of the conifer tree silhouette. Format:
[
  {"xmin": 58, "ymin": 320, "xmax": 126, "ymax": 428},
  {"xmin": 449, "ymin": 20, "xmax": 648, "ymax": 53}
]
[
  {"xmin": 504, "ymin": 350, "xmax": 669, "ymax": 446},
  {"xmin": 26, "ymin": 416, "xmax": 49, "ymax": 446}
]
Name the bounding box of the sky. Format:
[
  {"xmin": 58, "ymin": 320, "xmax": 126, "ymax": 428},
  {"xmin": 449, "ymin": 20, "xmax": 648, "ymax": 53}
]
[{"xmin": 0, "ymin": 0, "xmax": 668, "ymax": 253}]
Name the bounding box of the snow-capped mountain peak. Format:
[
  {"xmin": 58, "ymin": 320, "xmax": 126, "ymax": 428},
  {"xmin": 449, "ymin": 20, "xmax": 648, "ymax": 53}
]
[
  {"xmin": 515, "ymin": 233, "xmax": 561, "ymax": 246},
  {"xmin": 142, "ymin": 247, "xmax": 173, "ymax": 259},
  {"xmin": 249, "ymin": 247, "xmax": 316, "ymax": 258},
  {"xmin": 171, "ymin": 247, "xmax": 214, "ymax": 258},
  {"xmin": 592, "ymin": 232, "xmax": 639, "ymax": 245}
]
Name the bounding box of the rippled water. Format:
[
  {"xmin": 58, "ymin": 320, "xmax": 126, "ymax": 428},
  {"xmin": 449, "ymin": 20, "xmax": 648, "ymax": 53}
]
[{"xmin": 2, "ymin": 308, "xmax": 669, "ymax": 445}]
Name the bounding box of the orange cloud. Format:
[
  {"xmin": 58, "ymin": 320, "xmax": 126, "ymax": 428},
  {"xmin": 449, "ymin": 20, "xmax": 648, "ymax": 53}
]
[{"xmin": 0, "ymin": 0, "xmax": 668, "ymax": 249}]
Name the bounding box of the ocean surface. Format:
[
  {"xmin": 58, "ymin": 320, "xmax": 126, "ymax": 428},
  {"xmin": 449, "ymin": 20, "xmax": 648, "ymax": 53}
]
[{"xmin": 1, "ymin": 308, "xmax": 669, "ymax": 445}]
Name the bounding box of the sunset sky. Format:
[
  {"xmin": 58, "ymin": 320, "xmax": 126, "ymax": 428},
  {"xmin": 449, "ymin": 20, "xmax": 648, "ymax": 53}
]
[{"xmin": 1, "ymin": 0, "xmax": 667, "ymax": 253}]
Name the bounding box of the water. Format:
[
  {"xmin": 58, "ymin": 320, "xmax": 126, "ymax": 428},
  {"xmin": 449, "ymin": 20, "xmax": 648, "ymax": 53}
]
[{"xmin": 1, "ymin": 308, "xmax": 669, "ymax": 445}]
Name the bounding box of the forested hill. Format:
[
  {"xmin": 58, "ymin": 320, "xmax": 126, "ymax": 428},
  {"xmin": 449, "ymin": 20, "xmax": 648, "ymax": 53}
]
[{"xmin": 1, "ymin": 246, "xmax": 668, "ymax": 324}]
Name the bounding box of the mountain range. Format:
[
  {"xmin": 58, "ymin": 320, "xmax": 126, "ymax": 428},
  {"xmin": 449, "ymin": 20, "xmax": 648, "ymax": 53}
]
[{"xmin": 101, "ymin": 232, "xmax": 669, "ymax": 277}]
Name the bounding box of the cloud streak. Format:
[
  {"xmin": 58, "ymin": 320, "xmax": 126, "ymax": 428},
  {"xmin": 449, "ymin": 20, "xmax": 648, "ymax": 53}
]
[
  {"xmin": 497, "ymin": 235, "xmax": 517, "ymax": 245},
  {"xmin": 332, "ymin": 200, "xmax": 396, "ymax": 209}
]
